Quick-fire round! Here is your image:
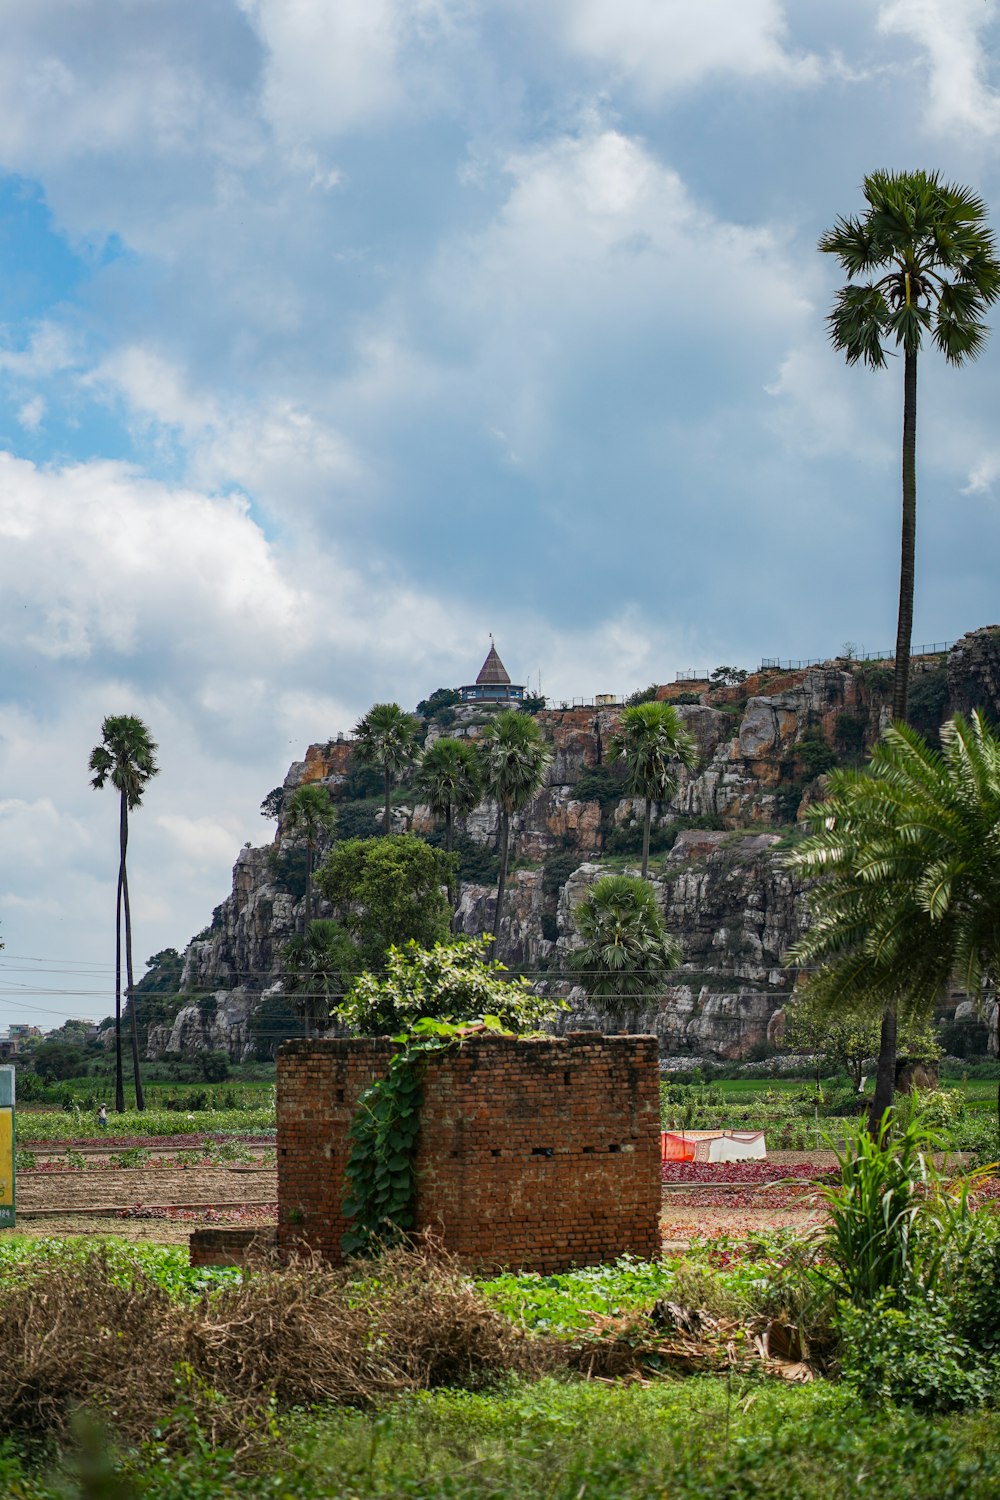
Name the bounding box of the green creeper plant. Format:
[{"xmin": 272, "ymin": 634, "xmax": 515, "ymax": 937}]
[
  {"xmin": 340, "ymin": 942, "xmax": 566, "ymax": 1256},
  {"xmin": 343, "ymin": 1016, "xmax": 525, "ymax": 1256}
]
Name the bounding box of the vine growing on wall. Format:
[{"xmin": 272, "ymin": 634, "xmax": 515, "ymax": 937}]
[{"xmin": 341, "ymin": 1018, "xmax": 479, "ymax": 1256}]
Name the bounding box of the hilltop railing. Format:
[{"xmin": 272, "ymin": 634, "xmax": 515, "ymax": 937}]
[{"xmin": 759, "ymin": 641, "xmax": 954, "ymax": 673}]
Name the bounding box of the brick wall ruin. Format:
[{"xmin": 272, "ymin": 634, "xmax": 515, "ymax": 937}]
[{"xmin": 277, "ymin": 1032, "xmax": 661, "ymax": 1274}]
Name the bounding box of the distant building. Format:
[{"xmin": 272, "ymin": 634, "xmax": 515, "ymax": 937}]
[
  {"xmin": 0, "ymin": 1024, "xmax": 41, "ymax": 1061},
  {"xmin": 459, "ymin": 643, "xmax": 526, "ymax": 706}
]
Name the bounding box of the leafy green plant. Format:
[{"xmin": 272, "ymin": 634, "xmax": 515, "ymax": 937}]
[
  {"xmin": 812, "ymin": 1111, "xmax": 985, "ymax": 1306},
  {"xmin": 13, "ymin": 1149, "xmax": 36, "ymax": 1173},
  {"xmin": 337, "ymin": 936, "xmax": 563, "ymax": 1037},
  {"xmin": 108, "ymin": 1146, "xmax": 150, "ymax": 1169},
  {"xmin": 838, "ymin": 1294, "xmax": 992, "ymax": 1412}
]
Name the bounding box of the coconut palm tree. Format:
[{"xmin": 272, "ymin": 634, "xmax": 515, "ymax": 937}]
[
  {"xmin": 416, "ymin": 737, "xmax": 482, "ymax": 912},
  {"xmin": 820, "ymin": 171, "xmax": 1000, "ymax": 723},
  {"xmin": 477, "ymin": 709, "xmax": 551, "ymax": 941},
  {"xmin": 89, "ymin": 715, "xmax": 159, "ymax": 1113},
  {"xmin": 281, "ymin": 919, "xmax": 359, "ymax": 1037},
  {"xmin": 571, "ymin": 875, "xmax": 682, "ymax": 1034},
  {"xmin": 609, "ymin": 702, "xmax": 697, "ymax": 878},
  {"xmin": 786, "ymin": 711, "xmax": 1000, "ymax": 1134},
  {"xmin": 353, "ymin": 702, "xmax": 421, "ymax": 835},
  {"xmin": 282, "ymin": 783, "xmax": 337, "ymax": 929}
]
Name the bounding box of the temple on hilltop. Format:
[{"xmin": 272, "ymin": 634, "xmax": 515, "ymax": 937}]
[{"xmin": 459, "ymin": 641, "xmax": 526, "ymax": 706}]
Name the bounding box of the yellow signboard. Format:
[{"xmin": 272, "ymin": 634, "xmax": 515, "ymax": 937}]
[
  {"xmin": 0, "ymin": 1066, "xmax": 14, "ymax": 1227},
  {"xmin": 0, "ymin": 1109, "xmax": 11, "ymax": 1207}
]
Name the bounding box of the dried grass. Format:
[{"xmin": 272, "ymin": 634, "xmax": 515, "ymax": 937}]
[{"xmin": 0, "ymin": 1243, "xmax": 553, "ymax": 1451}]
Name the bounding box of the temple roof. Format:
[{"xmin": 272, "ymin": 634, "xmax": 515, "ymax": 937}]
[{"xmin": 476, "ymin": 643, "xmax": 512, "ymax": 686}]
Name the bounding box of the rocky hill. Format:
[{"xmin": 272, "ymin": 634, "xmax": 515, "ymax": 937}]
[{"xmin": 149, "ymin": 628, "xmax": 1000, "ymax": 1063}]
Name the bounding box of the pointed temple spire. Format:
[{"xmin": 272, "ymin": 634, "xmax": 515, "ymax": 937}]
[{"xmin": 460, "ymin": 641, "xmax": 525, "ymax": 705}]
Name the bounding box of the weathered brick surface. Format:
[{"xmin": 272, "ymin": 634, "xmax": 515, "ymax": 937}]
[
  {"xmin": 189, "ymin": 1226, "xmax": 277, "ymax": 1266},
  {"xmin": 277, "ymin": 1033, "xmax": 661, "ymax": 1273}
]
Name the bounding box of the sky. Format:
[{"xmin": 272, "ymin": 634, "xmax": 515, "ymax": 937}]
[{"xmin": 2, "ymin": 0, "xmax": 1000, "ymax": 1029}]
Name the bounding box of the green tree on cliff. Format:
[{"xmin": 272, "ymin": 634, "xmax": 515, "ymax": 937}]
[
  {"xmin": 477, "ymin": 710, "xmax": 551, "ymax": 943},
  {"xmin": 571, "ymin": 875, "xmax": 682, "ymax": 1034},
  {"xmin": 316, "ymin": 834, "xmax": 453, "ymax": 971},
  {"xmin": 610, "ymin": 702, "xmax": 697, "ymax": 878},
  {"xmin": 89, "ymin": 714, "xmax": 159, "ymax": 1113},
  {"xmin": 786, "ymin": 712, "xmax": 1000, "ymax": 1135},
  {"xmin": 353, "ymin": 702, "xmax": 421, "ymax": 835},
  {"xmin": 281, "ymin": 919, "xmax": 359, "ymax": 1036},
  {"xmin": 282, "ymin": 783, "xmax": 337, "ymax": 929},
  {"xmin": 416, "ymin": 737, "xmax": 482, "ymax": 911}
]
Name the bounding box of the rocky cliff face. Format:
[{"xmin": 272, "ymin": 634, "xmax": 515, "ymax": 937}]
[{"xmin": 154, "ymin": 630, "xmax": 998, "ymax": 1063}]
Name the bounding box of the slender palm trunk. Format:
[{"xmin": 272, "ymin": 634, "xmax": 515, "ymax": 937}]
[
  {"xmin": 870, "ymin": 348, "xmax": 918, "ymax": 1128},
  {"xmin": 493, "ymin": 812, "xmax": 510, "ymax": 941},
  {"xmin": 120, "ymin": 793, "xmax": 144, "ymax": 1111},
  {"xmin": 383, "ymin": 768, "xmax": 392, "ymax": 835},
  {"xmin": 114, "ymin": 863, "xmax": 125, "ymax": 1114},
  {"xmin": 892, "ymin": 348, "xmax": 918, "ymax": 723},
  {"xmin": 445, "ymin": 803, "xmax": 457, "ymax": 920},
  {"xmin": 304, "ymin": 844, "xmax": 313, "ymax": 931},
  {"xmin": 641, "ymin": 798, "xmax": 652, "ymax": 879},
  {"xmin": 868, "ymin": 1004, "xmax": 897, "ymax": 1136},
  {"xmin": 122, "ymin": 864, "xmax": 145, "ymax": 1112}
]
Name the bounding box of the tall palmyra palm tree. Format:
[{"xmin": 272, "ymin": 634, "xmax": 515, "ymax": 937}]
[
  {"xmin": 820, "ymin": 170, "xmax": 1000, "ymax": 723},
  {"xmin": 89, "ymin": 715, "xmax": 159, "ymax": 1113},
  {"xmin": 416, "ymin": 737, "xmax": 482, "ymax": 913},
  {"xmin": 353, "ymin": 702, "xmax": 421, "ymax": 835},
  {"xmin": 786, "ymin": 711, "xmax": 1000, "ymax": 1134},
  {"xmin": 609, "ymin": 702, "xmax": 697, "ymax": 878},
  {"xmin": 571, "ymin": 874, "xmax": 682, "ymax": 1034},
  {"xmin": 282, "ymin": 782, "xmax": 337, "ymax": 929},
  {"xmin": 477, "ymin": 709, "xmax": 551, "ymax": 941}
]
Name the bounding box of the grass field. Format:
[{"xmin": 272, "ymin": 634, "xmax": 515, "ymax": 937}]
[{"xmin": 0, "ymin": 1238, "xmax": 998, "ymax": 1499}]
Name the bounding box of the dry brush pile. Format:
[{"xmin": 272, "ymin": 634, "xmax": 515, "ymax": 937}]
[
  {"xmin": 0, "ymin": 1244, "xmax": 555, "ymax": 1453},
  {"xmin": 0, "ymin": 1242, "xmax": 817, "ymax": 1457}
]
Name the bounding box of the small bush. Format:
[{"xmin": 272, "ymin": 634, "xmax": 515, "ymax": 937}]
[{"xmin": 838, "ymin": 1295, "xmax": 992, "ymax": 1412}]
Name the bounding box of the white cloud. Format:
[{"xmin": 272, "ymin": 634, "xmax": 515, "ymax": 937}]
[
  {"xmin": 765, "ymin": 339, "xmax": 896, "ymax": 464},
  {"xmin": 16, "ymin": 396, "xmax": 45, "ymax": 432},
  {"xmin": 427, "ymin": 128, "xmax": 813, "ymax": 466},
  {"xmin": 878, "ymin": 0, "xmax": 1000, "ymax": 137},
  {"xmin": 553, "ymin": 0, "xmax": 819, "ymax": 96},
  {"xmin": 241, "ymin": 0, "xmax": 471, "ymax": 141},
  {"xmin": 0, "ymin": 322, "xmax": 79, "ymax": 380}
]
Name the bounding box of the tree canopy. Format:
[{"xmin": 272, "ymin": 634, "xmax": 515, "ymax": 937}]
[
  {"xmin": 786, "ymin": 711, "xmax": 1000, "ymax": 1128},
  {"xmin": 610, "ymin": 702, "xmax": 697, "ymax": 878},
  {"xmin": 477, "ymin": 709, "xmax": 551, "ymax": 940},
  {"xmin": 353, "ymin": 702, "xmax": 421, "ymax": 834},
  {"xmin": 571, "ymin": 874, "xmax": 681, "ymax": 1030},
  {"xmin": 316, "ymin": 834, "xmax": 453, "ymax": 970}
]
